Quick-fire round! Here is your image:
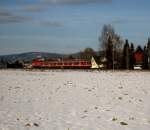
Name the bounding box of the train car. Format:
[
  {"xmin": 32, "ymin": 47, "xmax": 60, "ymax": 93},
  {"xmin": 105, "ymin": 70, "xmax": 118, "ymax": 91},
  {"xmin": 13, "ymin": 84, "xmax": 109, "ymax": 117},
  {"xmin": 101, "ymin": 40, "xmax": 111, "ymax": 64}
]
[{"xmin": 32, "ymin": 58, "xmax": 91, "ymax": 69}]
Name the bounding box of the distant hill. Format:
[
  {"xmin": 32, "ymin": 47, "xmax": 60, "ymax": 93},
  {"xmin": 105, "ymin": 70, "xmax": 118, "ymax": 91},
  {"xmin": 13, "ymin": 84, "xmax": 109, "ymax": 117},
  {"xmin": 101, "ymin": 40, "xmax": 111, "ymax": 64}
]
[
  {"xmin": 0, "ymin": 51, "xmax": 101, "ymax": 66},
  {"xmin": 0, "ymin": 52, "xmax": 67, "ymax": 64}
]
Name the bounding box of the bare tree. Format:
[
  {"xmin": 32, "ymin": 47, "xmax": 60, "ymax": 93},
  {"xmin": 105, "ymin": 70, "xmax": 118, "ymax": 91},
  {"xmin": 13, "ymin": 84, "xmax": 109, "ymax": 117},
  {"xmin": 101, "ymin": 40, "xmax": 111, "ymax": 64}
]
[
  {"xmin": 99, "ymin": 24, "xmax": 123, "ymax": 52},
  {"xmin": 147, "ymin": 38, "xmax": 150, "ymax": 69},
  {"xmin": 80, "ymin": 47, "xmax": 96, "ymax": 60},
  {"xmin": 99, "ymin": 24, "xmax": 124, "ymax": 69}
]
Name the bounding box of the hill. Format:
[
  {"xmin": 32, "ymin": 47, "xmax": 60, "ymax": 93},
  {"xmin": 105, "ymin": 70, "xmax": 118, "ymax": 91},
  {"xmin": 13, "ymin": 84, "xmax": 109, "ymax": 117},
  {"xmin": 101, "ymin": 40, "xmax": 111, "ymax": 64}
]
[{"xmin": 0, "ymin": 52, "xmax": 67, "ymax": 64}]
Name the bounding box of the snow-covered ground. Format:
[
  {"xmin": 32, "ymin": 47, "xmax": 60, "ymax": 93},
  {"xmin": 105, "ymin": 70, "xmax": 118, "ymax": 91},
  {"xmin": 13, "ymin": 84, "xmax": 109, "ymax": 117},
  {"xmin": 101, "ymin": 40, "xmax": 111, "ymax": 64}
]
[{"xmin": 0, "ymin": 70, "xmax": 150, "ymax": 130}]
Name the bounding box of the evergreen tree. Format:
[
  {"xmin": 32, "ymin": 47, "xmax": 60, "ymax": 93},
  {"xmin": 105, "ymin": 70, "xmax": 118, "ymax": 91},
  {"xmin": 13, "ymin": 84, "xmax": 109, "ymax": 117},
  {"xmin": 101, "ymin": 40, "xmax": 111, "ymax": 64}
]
[
  {"xmin": 122, "ymin": 39, "xmax": 130, "ymax": 69},
  {"xmin": 130, "ymin": 43, "xmax": 135, "ymax": 69},
  {"xmin": 136, "ymin": 45, "xmax": 143, "ymax": 52},
  {"xmin": 143, "ymin": 46, "xmax": 148, "ymax": 69},
  {"xmin": 126, "ymin": 40, "xmax": 130, "ymax": 69},
  {"xmin": 147, "ymin": 38, "xmax": 150, "ymax": 69},
  {"xmin": 122, "ymin": 42, "xmax": 126, "ymax": 69},
  {"xmin": 106, "ymin": 36, "xmax": 113, "ymax": 69}
]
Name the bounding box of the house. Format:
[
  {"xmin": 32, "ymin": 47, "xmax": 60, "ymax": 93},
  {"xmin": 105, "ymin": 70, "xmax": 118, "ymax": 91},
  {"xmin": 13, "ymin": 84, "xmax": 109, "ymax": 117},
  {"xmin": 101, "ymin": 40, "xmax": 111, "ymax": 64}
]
[
  {"xmin": 134, "ymin": 48, "xmax": 143, "ymax": 70},
  {"xmin": 91, "ymin": 57, "xmax": 99, "ymax": 69}
]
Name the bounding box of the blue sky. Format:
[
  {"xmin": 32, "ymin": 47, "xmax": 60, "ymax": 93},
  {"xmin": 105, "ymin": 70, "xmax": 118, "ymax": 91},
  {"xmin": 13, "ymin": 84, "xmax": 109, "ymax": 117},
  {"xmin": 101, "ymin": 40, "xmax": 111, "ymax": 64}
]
[{"xmin": 0, "ymin": 0, "xmax": 150, "ymax": 55}]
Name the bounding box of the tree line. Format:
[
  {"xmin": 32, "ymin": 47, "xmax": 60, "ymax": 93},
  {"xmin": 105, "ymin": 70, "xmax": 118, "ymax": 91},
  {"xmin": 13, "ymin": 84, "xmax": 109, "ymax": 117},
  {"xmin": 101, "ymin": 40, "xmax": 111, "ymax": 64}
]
[{"xmin": 80, "ymin": 24, "xmax": 150, "ymax": 70}]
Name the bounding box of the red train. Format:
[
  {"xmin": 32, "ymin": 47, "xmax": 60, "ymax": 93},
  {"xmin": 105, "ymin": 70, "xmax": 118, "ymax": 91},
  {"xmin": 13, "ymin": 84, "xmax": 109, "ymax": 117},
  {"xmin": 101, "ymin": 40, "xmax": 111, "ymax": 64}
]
[{"xmin": 32, "ymin": 58, "xmax": 91, "ymax": 69}]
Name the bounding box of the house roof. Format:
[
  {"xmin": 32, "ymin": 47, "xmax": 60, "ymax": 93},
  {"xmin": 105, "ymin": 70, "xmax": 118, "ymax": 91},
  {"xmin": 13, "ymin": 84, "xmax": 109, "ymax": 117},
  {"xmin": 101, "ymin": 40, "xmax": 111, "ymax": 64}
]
[
  {"xmin": 92, "ymin": 56, "xmax": 101, "ymax": 64},
  {"xmin": 92, "ymin": 56, "xmax": 107, "ymax": 64}
]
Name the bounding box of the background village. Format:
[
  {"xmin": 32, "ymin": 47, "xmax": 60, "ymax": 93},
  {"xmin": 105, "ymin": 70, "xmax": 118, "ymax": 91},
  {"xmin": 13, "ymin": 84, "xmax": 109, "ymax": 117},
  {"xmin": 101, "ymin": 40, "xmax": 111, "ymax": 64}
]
[{"xmin": 0, "ymin": 24, "xmax": 150, "ymax": 70}]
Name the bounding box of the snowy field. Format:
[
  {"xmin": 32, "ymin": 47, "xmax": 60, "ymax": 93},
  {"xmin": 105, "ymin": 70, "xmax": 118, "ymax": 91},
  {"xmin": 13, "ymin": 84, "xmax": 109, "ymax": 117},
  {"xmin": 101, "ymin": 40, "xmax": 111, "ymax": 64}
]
[{"xmin": 0, "ymin": 69, "xmax": 150, "ymax": 130}]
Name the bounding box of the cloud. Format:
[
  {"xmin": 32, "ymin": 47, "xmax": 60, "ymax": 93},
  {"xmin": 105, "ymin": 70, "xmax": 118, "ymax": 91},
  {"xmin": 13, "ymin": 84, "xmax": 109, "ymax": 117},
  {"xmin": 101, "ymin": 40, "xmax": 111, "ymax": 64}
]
[
  {"xmin": 0, "ymin": 10, "xmax": 12, "ymax": 16},
  {"xmin": 22, "ymin": 4, "xmax": 47, "ymax": 12},
  {"xmin": 0, "ymin": 8, "xmax": 31, "ymax": 24},
  {"xmin": 0, "ymin": 7, "xmax": 62, "ymax": 27},
  {"xmin": 21, "ymin": 0, "xmax": 112, "ymax": 12},
  {"xmin": 44, "ymin": 0, "xmax": 111, "ymax": 5},
  {"xmin": 41, "ymin": 21, "xmax": 63, "ymax": 27},
  {"xmin": 111, "ymin": 19, "xmax": 127, "ymax": 25}
]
